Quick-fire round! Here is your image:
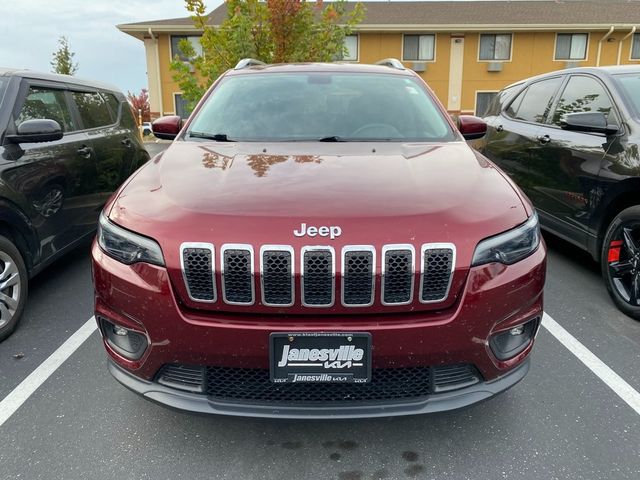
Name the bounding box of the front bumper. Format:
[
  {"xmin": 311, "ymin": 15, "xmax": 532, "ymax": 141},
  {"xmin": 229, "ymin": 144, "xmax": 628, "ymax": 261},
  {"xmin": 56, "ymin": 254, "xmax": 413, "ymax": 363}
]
[
  {"xmin": 92, "ymin": 239, "xmax": 545, "ymax": 417},
  {"xmin": 109, "ymin": 357, "xmax": 530, "ymax": 419}
]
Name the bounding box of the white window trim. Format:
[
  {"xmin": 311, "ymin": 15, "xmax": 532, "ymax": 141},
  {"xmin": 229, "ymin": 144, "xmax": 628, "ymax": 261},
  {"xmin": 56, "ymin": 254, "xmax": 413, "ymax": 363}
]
[
  {"xmin": 401, "ymin": 33, "xmax": 437, "ymax": 63},
  {"xmin": 169, "ymin": 34, "xmax": 202, "ymax": 62},
  {"xmin": 342, "ymin": 34, "xmax": 359, "ymax": 62},
  {"xmin": 630, "ymin": 33, "xmax": 640, "ymax": 61},
  {"xmin": 553, "ymin": 32, "xmax": 590, "ymax": 62},
  {"xmin": 474, "ymin": 90, "xmax": 500, "ymax": 116},
  {"xmin": 477, "ymin": 33, "xmax": 513, "ymax": 63}
]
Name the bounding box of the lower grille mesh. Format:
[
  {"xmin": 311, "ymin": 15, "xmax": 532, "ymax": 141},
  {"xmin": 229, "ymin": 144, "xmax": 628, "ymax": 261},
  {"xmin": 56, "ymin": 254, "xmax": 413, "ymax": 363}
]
[{"xmin": 154, "ymin": 363, "xmax": 482, "ymax": 403}]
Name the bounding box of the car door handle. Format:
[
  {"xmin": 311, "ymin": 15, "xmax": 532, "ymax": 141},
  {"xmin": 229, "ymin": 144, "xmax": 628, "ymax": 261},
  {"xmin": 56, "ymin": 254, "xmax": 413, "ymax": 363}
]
[
  {"xmin": 77, "ymin": 145, "xmax": 92, "ymax": 158},
  {"xmin": 121, "ymin": 138, "xmax": 132, "ymax": 147},
  {"xmin": 536, "ymin": 135, "xmax": 551, "ymax": 145}
]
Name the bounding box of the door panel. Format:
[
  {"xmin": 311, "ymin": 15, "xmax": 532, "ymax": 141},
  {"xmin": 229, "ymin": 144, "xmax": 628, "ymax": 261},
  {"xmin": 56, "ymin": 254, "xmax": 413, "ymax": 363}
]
[{"xmin": 3, "ymin": 85, "xmax": 99, "ymax": 262}]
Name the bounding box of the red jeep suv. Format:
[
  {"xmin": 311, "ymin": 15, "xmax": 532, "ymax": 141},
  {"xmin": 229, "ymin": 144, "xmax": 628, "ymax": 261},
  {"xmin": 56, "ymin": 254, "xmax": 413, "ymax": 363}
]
[{"xmin": 92, "ymin": 59, "xmax": 546, "ymax": 418}]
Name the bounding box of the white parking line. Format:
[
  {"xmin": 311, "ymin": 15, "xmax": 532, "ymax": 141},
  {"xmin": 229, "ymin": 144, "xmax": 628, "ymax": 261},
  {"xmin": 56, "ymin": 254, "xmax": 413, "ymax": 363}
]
[
  {"xmin": 542, "ymin": 312, "xmax": 640, "ymax": 416},
  {"xmin": 0, "ymin": 317, "xmax": 97, "ymax": 428}
]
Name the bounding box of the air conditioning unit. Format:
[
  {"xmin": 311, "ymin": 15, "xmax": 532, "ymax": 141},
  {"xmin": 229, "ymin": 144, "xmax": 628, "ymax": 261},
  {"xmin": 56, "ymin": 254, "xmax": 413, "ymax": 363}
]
[
  {"xmin": 486, "ymin": 62, "xmax": 503, "ymax": 72},
  {"xmin": 412, "ymin": 62, "xmax": 427, "ymax": 73}
]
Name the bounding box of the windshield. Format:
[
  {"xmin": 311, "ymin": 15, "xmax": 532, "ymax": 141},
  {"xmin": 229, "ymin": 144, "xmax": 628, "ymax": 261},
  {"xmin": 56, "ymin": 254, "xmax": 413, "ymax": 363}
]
[
  {"xmin": 187, "ymin": 72, "xmax": 456, "ymax": 142},
  {"xmin": 615, "ymin": 73, "xmax": 640, "ymax": 115}
]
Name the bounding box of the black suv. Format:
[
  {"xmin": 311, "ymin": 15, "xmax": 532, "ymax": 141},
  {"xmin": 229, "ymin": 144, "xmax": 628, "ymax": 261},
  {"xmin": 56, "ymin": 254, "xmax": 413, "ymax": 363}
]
[
  {"xmin": 477, "ymin": 65, "xmax": 640, "ymax": 319},
  {"xmin": 0, "ymin": 69, "xmax": 149, "ymax": 340}
]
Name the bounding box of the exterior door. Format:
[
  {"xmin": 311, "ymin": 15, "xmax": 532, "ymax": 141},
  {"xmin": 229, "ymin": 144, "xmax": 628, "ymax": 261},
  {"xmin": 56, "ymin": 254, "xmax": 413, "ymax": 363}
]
[
  {"xmin": 71, "ymin": 91, "xmax": 135, "ymax": 206},
  {"xmin": 483, "ymin": 76, "xmax": 565, "ymax": 198},
  {"xmin": 532, "ymin": 74, "xmax": 621, "ymax": 240},
  {"xmin": 2, "ymin": 83, "xmax": 99, "ymax": 261}
]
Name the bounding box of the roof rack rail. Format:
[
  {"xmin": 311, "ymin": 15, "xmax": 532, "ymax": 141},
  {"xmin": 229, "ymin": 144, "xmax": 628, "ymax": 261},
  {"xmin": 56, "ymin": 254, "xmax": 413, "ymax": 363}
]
[
  {"xmin": 234, "ymin": 58, "xmax": 266, "ymax": 70},
  {"xmin": 375, "ymin": 58, "xmax": 405, "ymax": 70}
]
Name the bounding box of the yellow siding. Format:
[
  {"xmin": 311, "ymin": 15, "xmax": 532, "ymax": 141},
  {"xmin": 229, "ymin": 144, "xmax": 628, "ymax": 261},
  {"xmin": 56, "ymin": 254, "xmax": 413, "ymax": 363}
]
[{"xmin": 153, "ymin": 30, "xmax": 640, "ymax": 116}]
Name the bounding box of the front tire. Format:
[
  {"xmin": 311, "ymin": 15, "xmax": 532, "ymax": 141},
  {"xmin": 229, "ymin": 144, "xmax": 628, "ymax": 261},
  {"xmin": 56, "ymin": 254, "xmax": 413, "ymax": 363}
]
[
  {"xmin": 601, "ymin": 206, "xmax": 640, "ymax": 320},
  {"xmin": 0, "ymin": 235, "xmax": 28, "ymax": 341}
]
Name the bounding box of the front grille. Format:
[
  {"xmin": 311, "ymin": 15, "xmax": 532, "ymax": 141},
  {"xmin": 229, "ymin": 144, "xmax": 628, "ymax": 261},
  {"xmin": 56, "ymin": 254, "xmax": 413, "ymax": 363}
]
[
  {"xmin": 421, "ymin": 247, "xmax": 454, "ymax": 302},
  {"xmin": 261, "ymin": 248, "xmax": 293, "ymax": 306},
  {"xmin": 181, "ymin": 244, "xmax": 215, "ymax": 302},
  {"xmin": 222, "ymin": 246, "xmax": 254, "ymax": 304},
  {"xmin": 343, "ymin": 248, "xmax": 374, "ymax": 306},
  {"xmin": 154, "ymin": 363, "xmax": 482, "ymax": 403},
  {"xmin": 181, "ymin": 243, "xmax": 455, "ymax": 308},
  {"xmin": 302, "ymin": 248, "xmax": 334, "ymax": 306},
  {"xmin": 382, "ymin": 247, "xmax": 414, "ymax": 305}
]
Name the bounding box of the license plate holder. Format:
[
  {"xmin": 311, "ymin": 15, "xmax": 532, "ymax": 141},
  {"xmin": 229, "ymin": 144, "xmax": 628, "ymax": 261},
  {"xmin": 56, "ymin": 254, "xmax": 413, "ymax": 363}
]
[{"xmin": 270, "ymin": 332, "xmax": 372, "ymax": 384}]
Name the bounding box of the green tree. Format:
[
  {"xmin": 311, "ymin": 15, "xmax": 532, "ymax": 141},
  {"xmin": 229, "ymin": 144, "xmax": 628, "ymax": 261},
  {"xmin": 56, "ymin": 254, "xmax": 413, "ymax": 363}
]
[
  {"xmin": 51, "ymin": 36, "xmax": 79, "ymax": 76},
  {"xmin": 171, "ymin": 0, "xmax": 364, "ymax": 108}
]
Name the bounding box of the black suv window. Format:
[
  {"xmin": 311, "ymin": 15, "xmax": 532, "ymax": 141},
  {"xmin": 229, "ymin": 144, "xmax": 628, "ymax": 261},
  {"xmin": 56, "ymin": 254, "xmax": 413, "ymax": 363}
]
[
  {"xmin": 16, "ymin": 87, "xmax": 76, "ymax": 132},
  {"xmin": 551, "ymin": 75, "xmax": 618, "ymax": 126},
  {"xmin": 102, "ymin": 93, "xmax": 121, "ymax": 121},
  {"xmin": 72, "ymin": 91, "xmax": 113, "ymax": 129},
  {"xmin": 506, "ymin": 77, "xmax": 563, "ymax": 124}
]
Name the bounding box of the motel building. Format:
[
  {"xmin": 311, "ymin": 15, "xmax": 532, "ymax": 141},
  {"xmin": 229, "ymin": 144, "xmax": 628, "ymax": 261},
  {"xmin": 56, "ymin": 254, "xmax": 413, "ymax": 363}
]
[{"xmin": 117, "ymin": 0, "xmax": 640, "ymax": 119}]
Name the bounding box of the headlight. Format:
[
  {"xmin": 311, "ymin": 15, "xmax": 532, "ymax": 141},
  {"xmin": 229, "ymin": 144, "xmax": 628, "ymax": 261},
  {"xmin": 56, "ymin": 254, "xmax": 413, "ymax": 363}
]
[
  {"xmin": 472, "ymin": 213, "xmax": 540, "ymax": 266},
  {"xmin": 98, "ymin": 213, "xmax": 165, "ymax": 266}
]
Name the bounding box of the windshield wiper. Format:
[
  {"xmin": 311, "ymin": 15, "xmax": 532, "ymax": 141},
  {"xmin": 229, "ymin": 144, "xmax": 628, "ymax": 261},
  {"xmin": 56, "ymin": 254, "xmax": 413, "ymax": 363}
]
[
  {"xmin": 188, "ymin": 131, "xmax": 236, "ymax": 142},
  {"xmin": 318, "ymin": 135, "xmax": 348, "ymax": 142}
]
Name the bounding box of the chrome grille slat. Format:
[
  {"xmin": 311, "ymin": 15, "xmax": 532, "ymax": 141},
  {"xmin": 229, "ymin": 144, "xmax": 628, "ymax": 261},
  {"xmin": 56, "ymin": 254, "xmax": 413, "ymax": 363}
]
[
  {"xmin": 221, "ymin": 244, "xmax": 255, "ymax": 305},
  {"xmin": 381, "ymin": 245, "xmax": 415, "ymax": 306},
  {"xmin": 180, "ymin": 243, "xmax": 216, "ymax": 302},
  {"xmin": 261, "ymin": 246, "xmax": 294, "ymax": 307},
  {"xmin": 420, "ymin": 243, "xmax": 455, "ymax": 303},
  {"xmin": 181, "ymin": 243, "xmax": 454, "ymax": 308},
  {"xmin": 342, "ymin": 246, "xmax": 375, "ymax": 307},
  {"xmin": 301, "ymin": 247, "xmax": 335, "ymax": 307}
]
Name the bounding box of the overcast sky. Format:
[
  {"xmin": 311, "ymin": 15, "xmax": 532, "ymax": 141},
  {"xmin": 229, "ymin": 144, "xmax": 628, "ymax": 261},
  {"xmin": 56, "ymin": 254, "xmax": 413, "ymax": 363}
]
[
  {"xmin": 2, "ymin": 0, "xmax": 223, "ymax": 94},
  {"xmin": 3, "ymin": 0, "xmax": 518, "ymax": 95}
]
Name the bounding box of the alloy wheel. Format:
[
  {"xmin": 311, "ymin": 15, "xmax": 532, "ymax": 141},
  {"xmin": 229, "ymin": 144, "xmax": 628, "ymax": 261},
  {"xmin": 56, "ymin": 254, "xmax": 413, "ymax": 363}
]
[
  {"xmin": 0, "ymin": 251, "xmax": 21, "ymax": 329},
  {"xmin": 607, "ymin": 224, "xmax": 640, "ymax": 305}
]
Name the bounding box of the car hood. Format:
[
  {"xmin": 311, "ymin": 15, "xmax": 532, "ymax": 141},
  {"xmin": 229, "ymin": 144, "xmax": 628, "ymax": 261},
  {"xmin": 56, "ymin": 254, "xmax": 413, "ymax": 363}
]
[{"xmin": 109, "ymin": 140, "xmax": 529, "ymax": 314}]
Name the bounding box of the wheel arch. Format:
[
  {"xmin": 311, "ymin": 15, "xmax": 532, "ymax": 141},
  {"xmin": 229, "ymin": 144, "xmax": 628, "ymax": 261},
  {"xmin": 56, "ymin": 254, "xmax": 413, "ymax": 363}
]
[
  {"xmin": 592, "ymin": 179, "xmax": 640, "ymax": 260},
  {"xmin": 0, "ymin": 201, "xmax": 39, "ymax": 275}
]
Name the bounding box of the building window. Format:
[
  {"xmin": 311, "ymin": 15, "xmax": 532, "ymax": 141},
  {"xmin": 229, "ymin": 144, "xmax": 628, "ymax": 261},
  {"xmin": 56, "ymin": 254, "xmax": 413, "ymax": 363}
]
[
  {"xmin": 555, "ymin": 33, "xmax": 588, "ymax": 60},
  {"xmin": 403, "ymin": 34, "xmax": 435, "ymax": 61},
  {"xmin": 342, "ymin": 35, "xmax": 358, "ymax": 61},
  {"xmin": 475, "ymin": 92, "xmax": 498, "ymax": 117},
  {"xmin": 632, "ymin": 33, "xmax": 640, "ymax": 60},
  {"xmin": 171, "ymin": 35, "xmax": 202, "ymax": 62},
  {"xmin": 479, "ymin": 34, "xmax": 512, "ymax": 61},
  {"xmin": 174, "ymin": 94, "xmax": 192, "ymax": 119}
]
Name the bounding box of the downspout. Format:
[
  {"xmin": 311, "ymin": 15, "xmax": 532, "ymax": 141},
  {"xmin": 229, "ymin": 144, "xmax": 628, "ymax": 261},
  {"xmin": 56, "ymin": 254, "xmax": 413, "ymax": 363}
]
[
  {"xmin": 596, "ymin": 26, "xmax": 615, "ymax": 67},
  {"xmin": 618, "ymin": 26, "xmax": 637, "ymax": 65},
  {"xmin": 149, "ymin": 28, "xmax": 163, "ymax": 116}
]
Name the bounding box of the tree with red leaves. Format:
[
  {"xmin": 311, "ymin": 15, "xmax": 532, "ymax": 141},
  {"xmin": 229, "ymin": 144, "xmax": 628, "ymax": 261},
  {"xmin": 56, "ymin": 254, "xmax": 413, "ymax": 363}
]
[{"xmin": 127, "ymin": 89, "xmax": 150, "ymax": 123}]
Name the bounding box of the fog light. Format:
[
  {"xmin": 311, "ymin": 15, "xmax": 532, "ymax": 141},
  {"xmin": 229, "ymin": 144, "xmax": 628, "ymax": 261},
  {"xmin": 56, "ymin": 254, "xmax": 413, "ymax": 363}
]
[
  {"xmin": 489, "ymin": 318, "xmax": 539, "ymax": 361},
  {"xmin": 509, "ymin": 325, "xmax": 525, "ymax": 336},
  {"xmin": 99, "ymin": 317, "xmax": 148, "ymax": 361}
]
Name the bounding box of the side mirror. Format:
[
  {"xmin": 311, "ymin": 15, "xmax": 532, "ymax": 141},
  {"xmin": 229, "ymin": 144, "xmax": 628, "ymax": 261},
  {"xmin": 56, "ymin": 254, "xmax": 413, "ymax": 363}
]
[
  {"xmin": 458, "ymin": 115, "xmax": 487, "ymax": 141},
  {"xmin": 7, "ymin": 119, "xmax": 63, "ymax": 144},
  {"xmin": 560, "ymin": 112, "xmax": 619, "ymax": 136},
  {"xmin": 152, "ymin": 115, "xmax": 182, "ymax": 140}
]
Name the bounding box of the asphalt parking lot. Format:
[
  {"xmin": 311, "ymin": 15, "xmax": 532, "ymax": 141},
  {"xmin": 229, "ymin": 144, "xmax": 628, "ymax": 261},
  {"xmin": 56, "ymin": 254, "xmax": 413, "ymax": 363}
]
[{"xmin": 1, "ymin": 142, "xmax": 639, "ymax": 480}]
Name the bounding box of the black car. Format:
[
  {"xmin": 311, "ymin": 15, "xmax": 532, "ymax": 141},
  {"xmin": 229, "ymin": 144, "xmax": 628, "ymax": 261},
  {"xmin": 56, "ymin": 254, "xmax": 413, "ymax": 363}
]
[
  {"xmin": 0, "ymin": 69, "xmax": 149, "ymax": 340},
  {"xmin": 477, "ymin": 65, "xmax": 640, "ymax": 319}
]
